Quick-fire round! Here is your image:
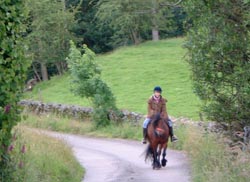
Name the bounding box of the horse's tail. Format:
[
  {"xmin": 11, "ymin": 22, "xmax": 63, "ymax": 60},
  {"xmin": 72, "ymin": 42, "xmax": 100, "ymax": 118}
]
[{"xmin": 144, "ymin": 144, "xmax": 153, "ymax": 162}]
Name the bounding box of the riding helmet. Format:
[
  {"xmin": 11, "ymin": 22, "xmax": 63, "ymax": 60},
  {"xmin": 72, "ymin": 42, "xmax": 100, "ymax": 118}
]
[{"xmin": 153, "ymin": 86, "xmax": 162, "ymax": 93}]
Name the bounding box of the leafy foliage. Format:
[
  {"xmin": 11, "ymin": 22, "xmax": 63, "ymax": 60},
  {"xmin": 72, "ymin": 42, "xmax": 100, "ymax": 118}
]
[
  {"xmin": 184, "ymin": 0, "xmax": 250, "ymax": 126},
  {"xmin": 66, "ymin": 0, "xmax": 115, "ymax": 53},
  {"xmin": 26, "ymin": 0, "xmax": 77, "ymax": 80},
  {"xmin": 95, "ymin": 0, "xmax": 181, "ymax": 45},
  {"xmin": 67, "ymin": 41, "xmax": 118, "ymax": 127},
  {"xmin": 78, "ymin": 0, "xmax": 185, "ymax": 49},
  {"xmin": 96, "ymin": 0, "xmax": 151, "ymax": 46},
  {"xmin": 0, "ymin": 0, "xmax": 30, "ymax": 179}
]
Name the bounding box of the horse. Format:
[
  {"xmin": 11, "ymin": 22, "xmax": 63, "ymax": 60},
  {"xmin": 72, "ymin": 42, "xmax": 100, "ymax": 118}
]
[{"xmin": 144, "ymin": 113, "xmax": 170, "ymax": 169}]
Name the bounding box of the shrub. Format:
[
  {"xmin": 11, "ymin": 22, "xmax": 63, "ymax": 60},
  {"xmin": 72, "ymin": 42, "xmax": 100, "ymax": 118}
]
[
  {"xmin": 67, "ymin": 41, "xmax": 119, "ymax": 127},
  {"xmin": 0, "ymin": 0, "xmax": 30, "ymax": 179},
  {"xmin": 184, "ymin": 0, "xmax": 250, "ymax": 126}
]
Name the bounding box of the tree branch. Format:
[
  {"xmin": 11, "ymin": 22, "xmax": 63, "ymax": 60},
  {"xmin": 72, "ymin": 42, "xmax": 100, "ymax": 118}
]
[
  {"xmin": 159, "ymin": 0, "xmax": 183, "ymax": 7},
  {"xmin": 134, "ymin": 9, "xmax": 153, "ymax": 14}
]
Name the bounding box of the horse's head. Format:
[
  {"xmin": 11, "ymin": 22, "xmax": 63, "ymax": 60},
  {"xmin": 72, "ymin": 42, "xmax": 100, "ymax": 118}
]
[
  {"xmin": 152, "ymin": 113, "xmax": 161, "ymax": 127},
  {"xmin": 152, "ymin": 113, "xmax": 161, "ymax": 121}
]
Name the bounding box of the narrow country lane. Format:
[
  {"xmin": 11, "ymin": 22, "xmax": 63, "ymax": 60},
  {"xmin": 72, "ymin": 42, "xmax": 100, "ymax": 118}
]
[{"xmin": 43, "ymin": 131, "xmax": 191, "ymax": 182}]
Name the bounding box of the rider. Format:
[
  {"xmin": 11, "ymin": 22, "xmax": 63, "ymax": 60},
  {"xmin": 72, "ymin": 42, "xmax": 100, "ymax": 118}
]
[{"xmin": 142, "ymin": 86, "xmax": 178, "ymax": 144}]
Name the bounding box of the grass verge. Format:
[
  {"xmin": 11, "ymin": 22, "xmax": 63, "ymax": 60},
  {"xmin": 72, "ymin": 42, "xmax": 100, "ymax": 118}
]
[
  {"xmin": 176, "ymin": 125, "xmax": 250, "ymax": 182},
  {"xmin": 21, "ymin": 112, "xmax": 142, "ymax": 140},
  {"xmin": 8, "ymin": 124, "xmax": 84, "ymax": 182}
]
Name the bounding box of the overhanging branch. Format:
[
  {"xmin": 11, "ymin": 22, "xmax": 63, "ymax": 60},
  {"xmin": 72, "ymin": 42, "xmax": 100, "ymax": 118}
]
[{"xmin": 159, "ymin": 0, "xmax": 183, "ymax": 7}]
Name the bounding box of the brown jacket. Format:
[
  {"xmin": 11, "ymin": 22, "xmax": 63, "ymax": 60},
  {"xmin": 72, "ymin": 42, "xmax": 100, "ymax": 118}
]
[{"xmin": 147, "ymin": 95, "xmax": 169, "ymax": 119}]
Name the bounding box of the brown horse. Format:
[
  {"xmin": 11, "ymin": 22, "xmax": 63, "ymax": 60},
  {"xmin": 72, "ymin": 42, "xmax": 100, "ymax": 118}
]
[{"xmin": 145, "ymin": 113, "xmax": 170, "ymax": 169}]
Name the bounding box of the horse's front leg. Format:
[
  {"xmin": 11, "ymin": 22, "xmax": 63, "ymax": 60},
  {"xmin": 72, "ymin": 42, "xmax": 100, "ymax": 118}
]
[
  {"xmin": 152, "ymin": 149, "xmax": 158, "ymax": 169},
  {"xmin": 161, "ymin": 144, "xmax": 168, "ymax": 167}
]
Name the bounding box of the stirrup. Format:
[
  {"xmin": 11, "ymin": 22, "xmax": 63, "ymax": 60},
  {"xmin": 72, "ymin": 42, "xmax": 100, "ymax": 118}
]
[
  {"xmin": 171, "ymin": 136, "xmax": 178, "ymax": 143},
  {"xmin": 142, "ymin": 138, "xmax": 147, "ymax": 144}
]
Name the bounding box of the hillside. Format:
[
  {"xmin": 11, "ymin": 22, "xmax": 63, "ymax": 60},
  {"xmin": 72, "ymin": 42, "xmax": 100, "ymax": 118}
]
[{"xmin": 24, "ymin": 38, "xmax": 201, "ymax": 120}]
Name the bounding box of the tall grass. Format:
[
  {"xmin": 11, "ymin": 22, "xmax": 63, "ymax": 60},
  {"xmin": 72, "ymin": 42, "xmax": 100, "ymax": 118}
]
[
  {"xmin": 6, "ymin": 125, "xmax": 84, "ymax": 182},
  {"xmin": 174, "ymin": 125, "xmax": 250, "ymax": 182},
  {"xmin": 21, "ymin": 112, "xmax": 142, "ymax": 140}
]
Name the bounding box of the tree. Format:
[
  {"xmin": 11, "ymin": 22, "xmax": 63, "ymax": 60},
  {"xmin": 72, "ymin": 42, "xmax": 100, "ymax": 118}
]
[
  {"xmin": 184, "ymin": 0, "xmax": 250, "ymax": 127},
  {"xmin": 95, "ymin": 0, "xmax": 183, "ymax": 46},
  {"xmin": 0, "ymin": 0, "xmax": 30, "ymax": 179},
  {"xmin": 66, "ymin": 0, "xmax": 114, "ymax": 53},
  {"xmin": 96, "ymin": 0, "xmax": 151, "ymax": 46},
  {"xmin": 26, "ymin": 0, "xmax": 77, "ymax": 80},
  {"xmin": 65, "ymin": 0, "xmax": 186, "ymax": 52},
  {"xmin": 67, "ymin": 41, "xmax": 119, "ymax": 127}
]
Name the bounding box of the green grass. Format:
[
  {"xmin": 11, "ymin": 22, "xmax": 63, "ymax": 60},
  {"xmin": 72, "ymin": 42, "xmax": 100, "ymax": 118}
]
[
  {"xmin": 21, "ymin": 112, "xmax": 142, "ymax": 140},
  {"xmin": 24, "ymin": 38, "xmax": 201, "ymax": 120},
  {"xmin": 8, "ymin": 125, "xmax": 84, "ymax": 182},
  {"xmin": 181, "ymin": 126, "xmax": 250, "ymax": 182}
]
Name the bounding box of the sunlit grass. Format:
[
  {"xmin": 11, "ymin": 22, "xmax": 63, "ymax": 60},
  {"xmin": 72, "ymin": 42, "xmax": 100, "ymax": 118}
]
[
  {"xmin": 10, "ymin": 125, "xmax": 84, "ymax": 182},
  {"xmin": 24, "ymin": 38, "xmax": 201, "ymax": 120}
]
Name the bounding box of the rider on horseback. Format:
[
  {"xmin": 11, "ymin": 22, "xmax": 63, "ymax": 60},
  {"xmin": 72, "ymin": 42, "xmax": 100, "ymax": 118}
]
[{"xmin": 142, "ymin": 86, "xmax": 178, "ymax": 144}]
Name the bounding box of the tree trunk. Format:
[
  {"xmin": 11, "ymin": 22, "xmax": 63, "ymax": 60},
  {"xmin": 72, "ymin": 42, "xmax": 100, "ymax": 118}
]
[
  {"xmin": 131, "ymin": 30, "xmax": 140, "ymax": 45},
  {"xmin": 151, "ymin": 0, "xmax": 160, "ymax": 41},
  {"xmin": 55, "ymin": 61, "xmax": 67, "ymax": 75},
  {"xmin": 55, "ymin": 62, "xmax": 62, "ymax": 75},
  {"xmin": 152, "ymin": 27, "xmax": 159, "ymax": 41},
  {"xmin": 40, "ymin": 62, "xmax": 48, "ymax": 81},
  {"xmin": 32, "ymin": 63, "xmax": 42, "ymax": 82}
]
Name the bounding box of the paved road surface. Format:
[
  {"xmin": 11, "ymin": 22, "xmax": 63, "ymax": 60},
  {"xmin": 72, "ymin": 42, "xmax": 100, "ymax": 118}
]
[{"xmin": 44, "ymin": 131, "xmax": 191, "ymax": 182}]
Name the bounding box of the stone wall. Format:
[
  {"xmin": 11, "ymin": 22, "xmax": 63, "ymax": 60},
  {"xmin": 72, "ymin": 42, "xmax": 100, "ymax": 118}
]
[{"xmin": 19, "ymin": 100, "xmax": 144, "ymax": 124}]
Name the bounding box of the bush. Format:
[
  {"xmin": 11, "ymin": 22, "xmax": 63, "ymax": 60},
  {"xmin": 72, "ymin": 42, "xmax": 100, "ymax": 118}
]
[
  {"xmin": 0, "ymin": 0, "xmax": 30, "ymax": 179},
  {"xmin": 184, "ymin": 0, "xmax": 250, "ymax": 126},
  {"xmin": 67, "ymin": 41, "xmax": 119, "ymax": 127}
]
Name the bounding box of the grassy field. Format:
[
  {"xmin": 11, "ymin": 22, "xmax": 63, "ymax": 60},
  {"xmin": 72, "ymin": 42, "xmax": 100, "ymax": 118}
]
[
  {"xmin": 5, "ymin": 125, "xmax": 84, "ymax": 182},
  {"xmin": 24, "ymin": 38, "xmax": 201, "ymax": 120}
]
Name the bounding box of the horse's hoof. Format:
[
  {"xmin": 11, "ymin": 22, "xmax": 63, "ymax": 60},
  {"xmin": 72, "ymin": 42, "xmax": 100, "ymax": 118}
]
[
  {"xmin": 156, "ymin": 165, "xmax": 161, "ymax": 170},
  {"xmin": 161, "ymin": 159, "xmax": 167, "ymax": 167}
]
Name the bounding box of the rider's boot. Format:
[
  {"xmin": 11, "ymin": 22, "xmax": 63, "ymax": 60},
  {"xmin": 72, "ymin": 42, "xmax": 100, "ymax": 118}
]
[
  {"xmin": 169, "ymin": 126, "xmax": 178, "ymax": 142},
  {"xmin": 142, "ymin": 128, "xmax": 147, "ymax": 144}
]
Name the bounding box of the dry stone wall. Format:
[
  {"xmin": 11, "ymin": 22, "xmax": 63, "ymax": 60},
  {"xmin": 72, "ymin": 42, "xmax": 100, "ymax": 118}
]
[{"xmin": 19, "ymin": 100, "xmax": 144, "ymax": 124}]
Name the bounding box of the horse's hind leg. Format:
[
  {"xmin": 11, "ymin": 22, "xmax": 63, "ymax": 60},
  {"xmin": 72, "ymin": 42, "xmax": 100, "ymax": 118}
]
[{"xmin": 161, "ymin": 145, "xmax": 168, "ymax": 167}]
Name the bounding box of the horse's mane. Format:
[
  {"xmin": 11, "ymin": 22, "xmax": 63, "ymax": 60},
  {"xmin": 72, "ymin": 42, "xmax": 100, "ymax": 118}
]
[{"xmin": 152, "ymin": 113, "xmax": 162, "ymax": 128}]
